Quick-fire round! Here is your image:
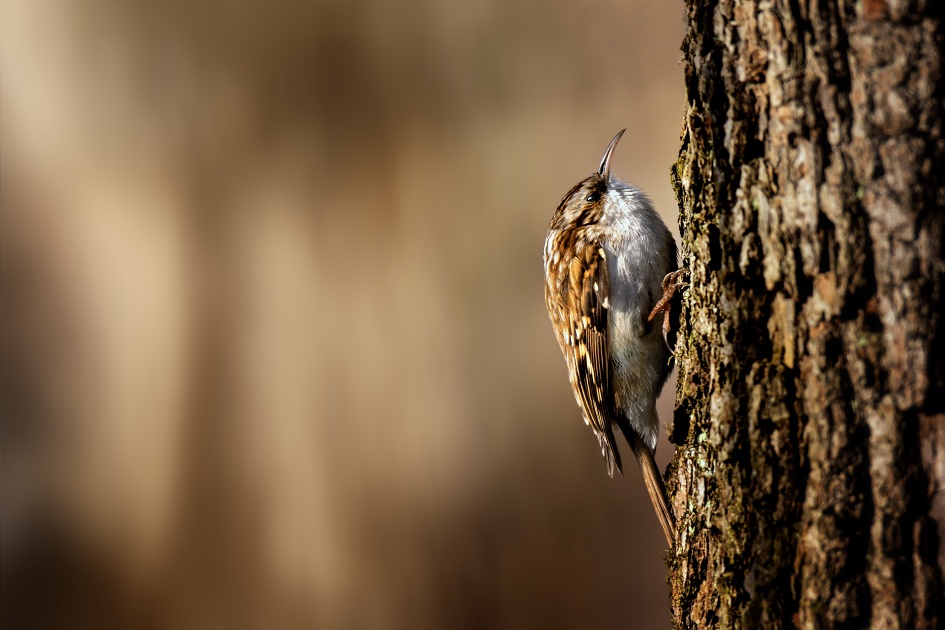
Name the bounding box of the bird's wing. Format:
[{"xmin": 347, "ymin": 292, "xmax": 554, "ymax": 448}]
[{"xmin": 559, "ymin": 240, "xmax": 621, "ymax": 476}]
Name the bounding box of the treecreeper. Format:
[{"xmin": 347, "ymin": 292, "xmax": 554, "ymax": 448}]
[{"xmin": 543, "ymin": 129, "xmax": 683, "ymax": 545}]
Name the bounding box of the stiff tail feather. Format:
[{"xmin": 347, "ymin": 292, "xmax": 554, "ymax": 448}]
[{"xmin": 624, "ymin": 429, "xmax": 676, "ymax": 546}]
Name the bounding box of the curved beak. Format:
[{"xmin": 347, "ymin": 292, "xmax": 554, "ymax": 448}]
[{"xmin": 598, "ymin": 128, "xmax": 626, "ymax": 183}]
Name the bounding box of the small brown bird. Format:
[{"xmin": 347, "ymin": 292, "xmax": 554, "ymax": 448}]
[{"xmin": 543, "ymin": 129, "xmax": 677, "ymax": 545}]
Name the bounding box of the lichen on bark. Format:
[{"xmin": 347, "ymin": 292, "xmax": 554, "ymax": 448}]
[{"xmin": 667, "ymin": 1, "xmax": 945, "ymax": 627}]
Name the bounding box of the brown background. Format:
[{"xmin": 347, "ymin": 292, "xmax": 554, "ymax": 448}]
[{"xmin": 1, "ymin": 1, "xmax": 686, "ymax": 627}]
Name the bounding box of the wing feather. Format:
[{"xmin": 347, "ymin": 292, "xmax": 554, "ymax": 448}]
[{"xmin": 556, "ymin": 239, "xmax": 621, "ymax": 476}]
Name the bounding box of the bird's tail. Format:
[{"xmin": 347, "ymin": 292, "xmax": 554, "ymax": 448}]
[{"xmin": 624, "ymin": 429, "xmax": 676, "ymax": 547}]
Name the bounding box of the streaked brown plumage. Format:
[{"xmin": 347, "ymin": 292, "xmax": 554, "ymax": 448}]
[{"xmin": 543, "ymin": 130, "xmax": 677, "ymax": 545}]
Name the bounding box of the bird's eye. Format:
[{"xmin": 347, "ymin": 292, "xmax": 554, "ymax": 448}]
[{"xmin": 586, "ymin": 191, "xmax": 601, "ymax": 203}]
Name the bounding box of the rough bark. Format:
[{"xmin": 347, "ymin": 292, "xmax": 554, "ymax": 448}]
[{"xmin": 669, "ymin": 1, "xmax": 945, "ymax": 627}]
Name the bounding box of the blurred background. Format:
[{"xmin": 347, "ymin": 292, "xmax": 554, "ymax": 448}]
[{"xmin": 1, "ymin": 0, "xmax": 685, "ymax": 627}]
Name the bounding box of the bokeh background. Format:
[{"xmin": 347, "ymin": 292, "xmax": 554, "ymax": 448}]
[{"xmin": 1, "ymin": 1, "xmax": 686, "ymax": 627}]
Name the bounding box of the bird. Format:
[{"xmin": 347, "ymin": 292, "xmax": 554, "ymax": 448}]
[{"xmin": 543, "ymin": 129, "xmax": 678, "ymax": 545}]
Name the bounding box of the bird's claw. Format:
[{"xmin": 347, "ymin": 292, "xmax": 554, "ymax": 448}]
[{"xmin": 648, "ymin": 269, "xmax": 689, "ymax": 353}]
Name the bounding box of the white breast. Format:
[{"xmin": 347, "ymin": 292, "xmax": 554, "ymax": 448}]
[{"xmin": 601, "ymin": 183, "xmax": 675, "ymax": 451}]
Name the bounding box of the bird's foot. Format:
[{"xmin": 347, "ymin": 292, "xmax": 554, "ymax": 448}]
[{"xmin": 647, "ymin": 269, "xmax": 689, "ymax": 352}]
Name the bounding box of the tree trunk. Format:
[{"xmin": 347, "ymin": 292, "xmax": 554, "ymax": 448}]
[{"xmin": 669, "ymin": 1, "xmax": 945, "ymax": 627}]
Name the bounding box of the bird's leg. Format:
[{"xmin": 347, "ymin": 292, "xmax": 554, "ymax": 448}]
[{"xmin": 647, "ymin": 269, "xmax": 689, "ymax": 351}]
